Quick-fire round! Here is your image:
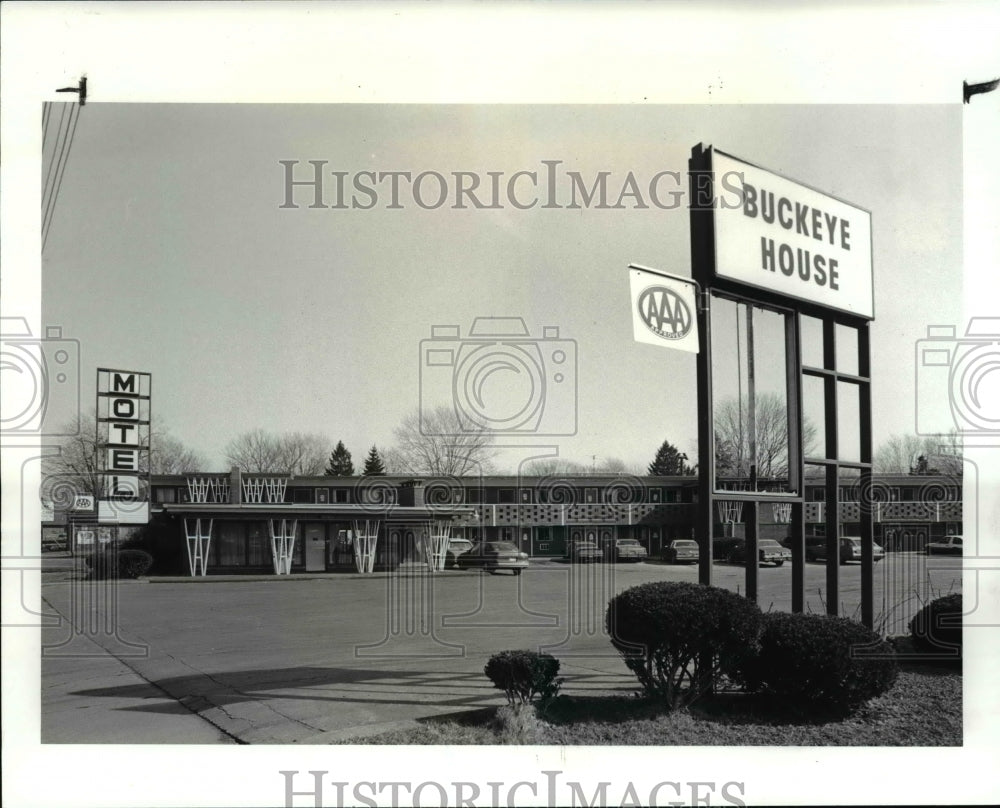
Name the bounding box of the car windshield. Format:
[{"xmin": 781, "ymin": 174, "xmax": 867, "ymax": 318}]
[
  {"xmin": 674, "ymin": 541, "xmax": 697, "ymax": 547},
  {"xmin": 483, "ymin": 542, "xmax": 518, "ymax": 553},
  {"xmin": 618, "ymin": 540, "xmax": 640, "ymax": 546},
  {"xmin": 759, "ymin": 540, "xmax": 781, "ymax": 548}
]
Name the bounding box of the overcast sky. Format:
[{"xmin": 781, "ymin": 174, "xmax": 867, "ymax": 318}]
[{"xmin": 40, "ymin": 103, "xmax": 962, "ymax": 473}]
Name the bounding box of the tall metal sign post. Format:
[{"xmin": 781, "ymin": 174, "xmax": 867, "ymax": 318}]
[{"xmin": 688, "ymin": 144, "xmax": 876, "ymax": 626}]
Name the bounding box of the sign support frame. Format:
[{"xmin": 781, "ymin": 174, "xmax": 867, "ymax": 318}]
[{"xmin": 689, "ymin": 143, "xmax": 875, "ymax": 627}]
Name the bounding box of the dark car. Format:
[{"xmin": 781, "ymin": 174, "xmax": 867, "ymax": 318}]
[
  {"xmin": 456, "ymin": 541, "xmax": 529, "ymax": 575},
  {"xmin": 662, "ymin": 539, "xmax": 699, "ymax": 564},
  {"xmin": 444, "ymin": 538, "xmax": 474, "ymax": 568},
  {"xmin": 567, "ymin": 540, "xmax": 604, "ymax": 563},
  {"xmin": 926, "ymin": 535, "xmax": 963, "ymax": 555},
  {"xmin": 727, "ymin": 539, "xmax": 792, "ymax": 566},
  {"xmin": 612, "ymin": 538, "xmax": 648, "ymax": 563},
  {"xmin": 806, "ymin": 536, "xmax": 885, "ymax": 564}
]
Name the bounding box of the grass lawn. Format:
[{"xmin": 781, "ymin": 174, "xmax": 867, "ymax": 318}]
[{"xmin": 344, "ymin": 646, "xmax": 961, "ymax": 746}]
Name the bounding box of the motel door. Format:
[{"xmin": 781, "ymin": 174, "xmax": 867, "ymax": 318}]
[{"xmin": 305, "ymin": 524, "xmax": 326, "ymax": 572}]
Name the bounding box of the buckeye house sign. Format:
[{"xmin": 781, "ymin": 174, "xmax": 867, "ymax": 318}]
[{"xmin": 712, "ymin": 149, "xmax": 874, "ymax": 320}]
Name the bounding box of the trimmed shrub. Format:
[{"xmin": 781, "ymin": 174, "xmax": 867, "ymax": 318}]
[
  {"xmin": 910, "ymin": 593, "xmax": 962, "ymax": 657},
  {"xmin": 606, "ymin": 581, "xmax": 763, "ymax": 708},
  {"xmin": 117, "ymin": 548, "xmax": 154, "ymax": 578},
  {"xmin": 484, "ymin": 650, "xmax": 563, "ymax": 706},
  {"xmin": 85, "ymin": 548, "xmax": 154, "ymax": 580},
  {"xmin": 737, "ymin": 612, "xmax": 898, "ymax": 715}
]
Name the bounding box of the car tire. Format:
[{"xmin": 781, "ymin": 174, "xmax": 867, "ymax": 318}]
[
  {"xmin": 513, "ymin": 568, "xmax": 522, "ymax": 576},
  {"xmin": 774, "ymin": 560, "xmax": 784, "ymax": 567},
  {"xmin": 487, "ymin": 568, "xmax": 497, "ymax": 575}
]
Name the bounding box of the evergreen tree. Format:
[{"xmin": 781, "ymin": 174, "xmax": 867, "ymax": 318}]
[
  {"xmin": 362, "ymin": 445, "xmax": 387, "ymax": 476},
  {"xmin": 325, "ymin": 440, "xmax": 355, "ymax": 476},
  {"xmin": 648, "ymin": 440, "xmax": 695, "ymax": 476}
]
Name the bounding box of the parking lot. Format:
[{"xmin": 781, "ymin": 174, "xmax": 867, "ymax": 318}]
[{"xmin": 40, "ymin": 552, "xmax": 962, "ymax": 743}]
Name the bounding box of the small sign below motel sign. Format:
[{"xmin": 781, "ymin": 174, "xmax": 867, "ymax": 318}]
[{"xmin": 709, "ymin": 149, "xmax": 874, "ymax": 320}]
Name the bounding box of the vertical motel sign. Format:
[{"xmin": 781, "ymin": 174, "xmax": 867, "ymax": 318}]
[{"xmin": 96, "ymin": 368, "xmax": 152, "ymax": 524}]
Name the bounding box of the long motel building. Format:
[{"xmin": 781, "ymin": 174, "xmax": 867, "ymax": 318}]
[{"xmin": 44, "ymin": 467, "xmax": 963, "ymax": 575}]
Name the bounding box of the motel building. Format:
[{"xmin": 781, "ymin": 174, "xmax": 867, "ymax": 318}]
[{"xmin": 44, "ymin": 468, "xmax": 962, "ymax": 575}]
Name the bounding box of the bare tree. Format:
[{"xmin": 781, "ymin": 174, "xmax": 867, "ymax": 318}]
[
  {"xmin": 42, "ymin": 411, "xmax": 207, "ymax": 501},
  {"xmin": 149, "ymin": 429, "xmax": 208, "ymax": 474},
  {"xmin": 714, "ymin": 392, "xmax": 817, "ymax": 480},
  {"xmin": 224, "ymin": 429, "xmax": 329, "ymax": 475},
  {"xmin": 389, "ymin": 406, "xmax": 497, "ymax": 476},
  {"xmin": 874, "ymin": 431, "xmax": 963, "ymax": 475}
]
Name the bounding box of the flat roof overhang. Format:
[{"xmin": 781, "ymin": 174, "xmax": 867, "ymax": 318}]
[{"xmin": 158, "ymin": 503, "xmax": 479, "ymax": 522}]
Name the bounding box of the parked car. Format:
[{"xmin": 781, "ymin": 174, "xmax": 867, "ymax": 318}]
[
  {"xmin": 712, "ymin": 536, "xmax": 743, "ymax": 559},
  {"xmin": 612, "ymin": 538, "xmax": 648, "ymax": 563},
  {"xmin": 456, "ymin": 541, "xmax": 529, "ymax": 575},
  {"xmin": 926, "ymin": 535, "xmax": 963, "ymax": 555},
  {"xmin": 806, "ymin": 536, "xmax": 885, "ymax": 564},
  {"xmin": 727, "ymin": 539, "xmax": 792, "ymax": 566},
  {"xmin": 566, "ymin": 540, "xmax": 603, "ymax": 563},
  {"xmin": 444, "ymin": 538, "xmax": 474, "ymax": 568},
  {"xmin": 662, "ymin": 539, "xmax": 699, "ymax": 564}
]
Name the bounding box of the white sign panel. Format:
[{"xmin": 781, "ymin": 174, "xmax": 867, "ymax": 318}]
[
  {"xmin": 107, "ymin": 421, "xmax": 140, "ymax": 445},
  {"xmin": 712, "ymin": 150, "xmax": 874, "ymax": 319},
  {"xmin": 98, "ymin": 500, "xmax": 150, "ymax": 524},
  {"xmin": 628, "ymin": 266, "xmax": 700, "ymax": 354}
]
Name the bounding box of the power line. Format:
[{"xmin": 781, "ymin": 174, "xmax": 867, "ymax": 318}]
[
  {"xmin": 41, "ymin": 103, "xmax": 68, "ymax": 211},
  {"xmin": 42, "ymin": 101, "xmax": 53, "ymax": 149},
  {"xmin": 42, "ymin": 102, "xmax": 81, "ymax": 250}
]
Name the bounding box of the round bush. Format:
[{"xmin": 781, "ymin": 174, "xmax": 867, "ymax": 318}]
[
  {"xmin": 117, "ymin": 548, "xmax": 154, "ymax": 579},
  {"xmin": 606, "ymin": 581, "xmax": 763, "ymax": 708},
  {"xmin": 737, "ymin": 612, "xmax": 898, "ymax": 715},
  {"xmin": 484, "ymin": 650, "xmax": 563, "ymax": 706},
  {"xmin": 85, "ymin": 548, "xmax": 154, "ymax": 579},
  {"xmin": 910, "ymin": 593, "xmax": 962, "ymax": 657}
]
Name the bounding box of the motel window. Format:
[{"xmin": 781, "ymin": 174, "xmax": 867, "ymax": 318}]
[
  {"xmin": 520, "ymin": 489, "xmax": 532, "ymax": 503},
  {"xmin": 217, "ymin": 523, "xmax": 246, "ymax": 566},
  {"xmin": 315, "ymin": 488, "xmax": 330, "ymax": 504},
  {"xmin": 154, "ymin": 487, "xmax": 176, "ymax": 504},
  {"xmin": 248, "ymin": 523, "xmax": 269, "ymax": 566},
  {"xmin": 293, "ymin": 488, "xmax": 314, "ymax": 504},
  {"xmin": 812, "ymin": 488, "xmax": 825, "ymax": 501},
  {"xmin": 465, "ymin": 488, "xmax": 481, "ymax": 503},
  {"xmin": 902, "ymin": 487, "xmax": 914, "ymax": 501},
  {"xmin": 585, "ymin": 488, "xmax": 597, "ymax": 503},
  {"xmin": 663, "ymin": 490, "xmax": 677, "ymax": 503},
  {"xmin": 649, "ymin": 488, "xmax": 661, "ymax": 503},
  {"xmin": 335, "ymin": 489, "xmax": 348, "ymax": 504},
  {"xmin": 498, "ymin": 488, "xmax": 515, "ymax": 504}
]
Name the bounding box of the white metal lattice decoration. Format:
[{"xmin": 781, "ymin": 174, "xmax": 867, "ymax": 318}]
[
  {"xmin": 208, "ymin": 477, "xmax": 230, "ymax": 503},
  {"xmin": 353, "ymin": 520, "xmax": 380, "ymax": 574},
  {"xmin": 269, "ymin": 519, "xmax": 297, "ymax": 574},
  {"xmin": 424, "ymin": 521, "xmax": 453, "ymax": 572},
  {"xmin": 243, "ymin": 477, "xmax": 265, "ymax": 503},
  {"xmin": 184, "ymin": 517, "xmax": 213, "ymax": 577},
  {"xmin": 187, "ymin": 477, "xmax": 211, "ymax": 503},
  {"xmin": 716, "ymin": 500, "xmax": 744, "ymax": 523},
  {"xmin": 772, "ymin": 503, "xmax": 793, "ymax": 524},
  {"xmin": 264, "ymin": 477, "xmax": 287, "ymax": 503}
]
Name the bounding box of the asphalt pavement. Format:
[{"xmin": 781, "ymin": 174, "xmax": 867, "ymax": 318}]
[{"xmin": 39, "ymin": 553, "xmax": 961, "ymax": 744}]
